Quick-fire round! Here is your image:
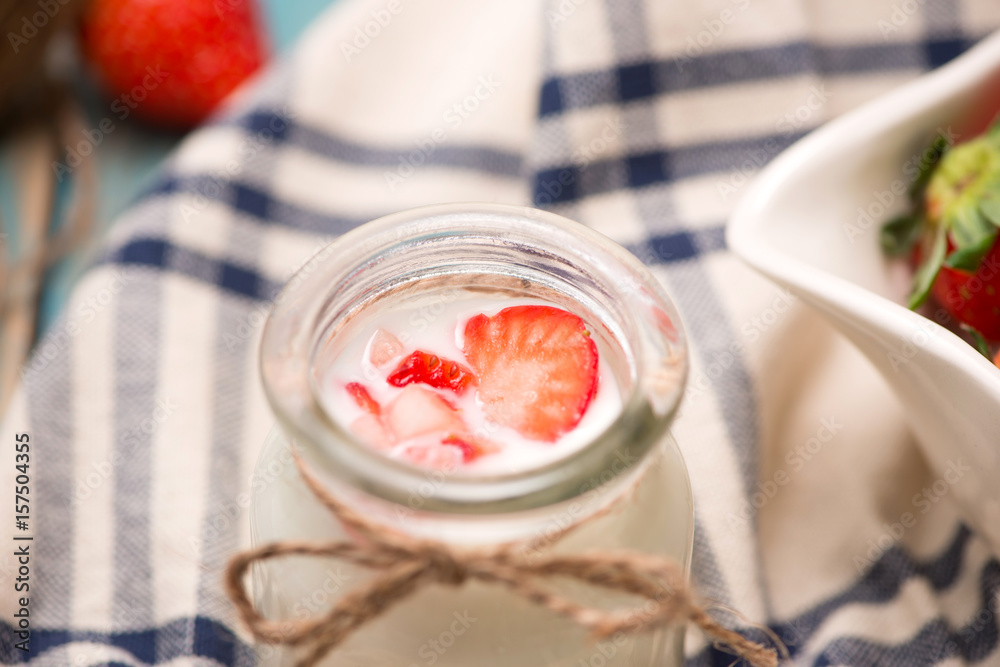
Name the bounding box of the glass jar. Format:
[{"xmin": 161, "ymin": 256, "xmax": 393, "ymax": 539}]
[{"xmin": 250, "ymin": 203, "xmax": 693, "ymax": 667}]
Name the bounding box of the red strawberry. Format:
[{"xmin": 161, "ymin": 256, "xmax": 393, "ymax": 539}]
[
  {"xmin": 79, "ymin": 0, "xmax": 268, "ymax": 129},
  {"xmin": 462, "ymin": 305, "xmax": 599, "ymax": 442},
  {"xmin": 345, "ymin": 382, "xmax": 381, "ymax": 415},
  {"xmin": 386, "ymin": 351, "xmax": 476, "ymax": 394},
  {"xmin": 930, "ymin": 236, "xmax": 1000, "ymax": 340}
]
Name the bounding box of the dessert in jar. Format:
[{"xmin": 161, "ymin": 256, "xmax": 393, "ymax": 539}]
[{"xmin": 250, "ymin": 203, "xmax": 692, "ymax": 666}]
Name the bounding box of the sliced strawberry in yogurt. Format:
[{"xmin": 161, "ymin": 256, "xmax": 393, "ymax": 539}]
[
  {"xmin": 463, "ymin": 305, "xmax": 599, "ymax": 442},
  {"xmin": 367, "ymin": 328, "xmax": 405, "ymax": 367},
  {"xmin": 383, "ymin": 385, "xmax": 465, "ymax": 441},
  {"xmin": 397, "ymin": 437, "xmax": 466, "ymax": 470},
  {"xmin": 441, "ymin": 434, "xmax": 497, "ymax": 463},
  {"xmin": 350, "ymin": 414, "xmax": 392, "ymax": 450},
  {"xmin": 387, "ymin": 350, "xmax": 476, "ymax": 394},
  {"xmin": 345, "ymin": 382, "xmax": 381, "ymax": 415}
]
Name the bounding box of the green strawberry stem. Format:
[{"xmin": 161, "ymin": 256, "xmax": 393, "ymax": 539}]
[
  {"xmin": 908, "ymin": 134, "xmax": 949, "ymax": 202},
  {"xmin": 908, "ymin": 224, "xmax": 946, "ymax": 310},
  {"xmin": 880, "ymin": 214, "xmax": 923, "ymax": 256},
  {"xmin": 944, "ymin": 229, "xmax": 997, "ymax": 271},
  {"xmin": 961, "ymin": 324, "xmax": 993, "ymax": 359}
]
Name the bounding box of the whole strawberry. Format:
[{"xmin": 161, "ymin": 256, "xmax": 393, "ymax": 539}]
[
  {"xmin": 80, "ymin": 0, "xmax": 268, "ymax": 129},
  {"xmin": 883, "ymin": 117, "xmax": 1000, "ymax": 342}
]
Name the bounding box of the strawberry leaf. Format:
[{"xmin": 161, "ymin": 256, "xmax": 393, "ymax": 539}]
[
  {"xmin": 880, "ymin": 214, "xmax": 924, "ymax": 256},
  {"xmin": 981, "ymin": 197, "xmax": 1000, "ymax": 227},
  {"xmin": 989, "ymin": 113, "xmax": 1000, "ymax": 139},
  {"xmin": 949, "ymin": 206, "xmax": 995, "ymax": 248},
  {"xmin": 961, "ymin": 324, "xmax": 993, "ymax": 359},
  {"xmin": 908, "ymin": 225, "xmax": 946, "ymax": 309},
  {"xmin": 945, "ymin": 229, "xmax": 997, "ymax": 271},
  {"xmin": 909, "ymin": 134, "xmax": 949, "ymax": 202}
]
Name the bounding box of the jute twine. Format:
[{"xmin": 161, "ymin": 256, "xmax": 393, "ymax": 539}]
[{"xmin": 224, "ymin": 451, "xmax": 780, "ymax": 667}]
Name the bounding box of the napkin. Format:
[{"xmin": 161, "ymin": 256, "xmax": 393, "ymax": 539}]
[{"xmin": 3, "ymin": 0, "xmax": 1000, "ymax": 664}]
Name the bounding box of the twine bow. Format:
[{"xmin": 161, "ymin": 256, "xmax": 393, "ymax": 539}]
[{"xmin": 224, "ymin": 451, "xmax": 779, "ymax": 667}]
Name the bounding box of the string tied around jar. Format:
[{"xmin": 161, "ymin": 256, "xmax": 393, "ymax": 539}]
[
  {"xmin": 224, "ymin": 449, "xmax": 784, "ymax": 667},
  {"xmin": 416, "ymin": 545, "xmax": 469, "ymax": 586}
]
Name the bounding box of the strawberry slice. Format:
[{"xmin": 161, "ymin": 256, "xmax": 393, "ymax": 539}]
[
  {"xmin": 386, "ymin": 351, "xmax": 476, "ymax": 394},
  {"xmin": 350, "ymin": 414, "xmax": 391, "ymax": 450},
  {"xmin": 462, "ymin": 305, "xmax": 599, "ymax": 441},
  {"xmin": 345, "ymin": 382, "xmax": 381, "ymax": 416},
  {"xmin": 398, "ymin": 439, "xmax": 465, "ymax": 470},
  {"xmin": 441, "ymin": 434, "xmax": 496, "ymax": 463},
  {"xmin": 367, "ymin": 329, "xmax": 405, "ymax": 367},
  {"xmin": 398, "ymin": 434, "xmax": 497, "ymax": 468},
  {"xmin": 383, "ymin": 385, "xmax": 465, "ymax": 441}
]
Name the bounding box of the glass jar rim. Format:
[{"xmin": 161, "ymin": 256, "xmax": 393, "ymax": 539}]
[{"xmin": 259, "ymin": 203, "xmax": 688, "ymax": 514}]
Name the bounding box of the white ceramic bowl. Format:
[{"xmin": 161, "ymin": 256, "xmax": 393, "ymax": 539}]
[{"xmin": 728, "ymin": 32, "xmax": 1000, "ymax": 554}]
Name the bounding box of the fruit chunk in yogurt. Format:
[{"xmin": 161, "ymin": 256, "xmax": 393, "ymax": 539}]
[{"xmin": 322, "ymin": 297, "xmax": 622, "ymax": 473}]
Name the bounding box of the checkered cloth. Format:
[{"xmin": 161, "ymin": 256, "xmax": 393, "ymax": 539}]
[{"xmin": 3, "ymin": 0, "xmax": 1000, "ymax": 664}]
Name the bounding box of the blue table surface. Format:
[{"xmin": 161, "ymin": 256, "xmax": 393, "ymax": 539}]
[{"xmin": 0, "ymin": 0, "xmax": 339, "ymax": 335}]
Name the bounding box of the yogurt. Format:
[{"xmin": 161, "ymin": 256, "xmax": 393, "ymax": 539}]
[{"xmin": 318, "ymin": 295, "xmax": 623, "ymax": 474}]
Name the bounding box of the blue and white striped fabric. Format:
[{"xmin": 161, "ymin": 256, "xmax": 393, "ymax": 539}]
[{"xmin": 3, "ymin": 0, "xmax": 1000, "ymax": 664}]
